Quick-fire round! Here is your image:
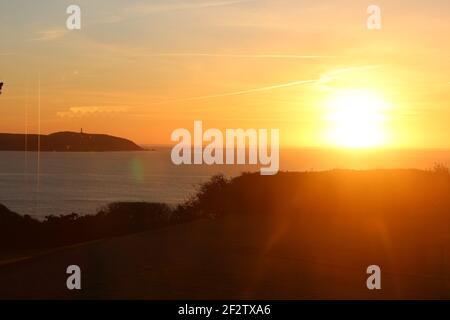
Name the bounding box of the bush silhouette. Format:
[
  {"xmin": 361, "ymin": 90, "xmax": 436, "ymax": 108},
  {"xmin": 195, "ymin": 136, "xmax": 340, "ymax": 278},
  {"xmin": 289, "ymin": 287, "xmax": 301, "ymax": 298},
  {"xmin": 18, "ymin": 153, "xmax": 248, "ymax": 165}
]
[{"xmin": 1, "ymin": 169, "xmax": 449, "ymax": 257}]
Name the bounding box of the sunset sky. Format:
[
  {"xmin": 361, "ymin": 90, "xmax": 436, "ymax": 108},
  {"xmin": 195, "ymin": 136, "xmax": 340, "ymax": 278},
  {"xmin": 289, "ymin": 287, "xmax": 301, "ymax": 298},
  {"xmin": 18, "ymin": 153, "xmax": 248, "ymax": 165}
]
[{"xmin": 0, "ymin": 0, "xmax": 449, "ymax": 147}]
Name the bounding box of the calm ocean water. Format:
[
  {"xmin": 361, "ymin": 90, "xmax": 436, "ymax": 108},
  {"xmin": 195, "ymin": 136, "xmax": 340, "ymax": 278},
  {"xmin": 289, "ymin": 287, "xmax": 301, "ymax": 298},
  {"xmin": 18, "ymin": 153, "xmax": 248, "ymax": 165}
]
[{"xmin": 0, "ymin": 148, "xmax": 449, "ymax": 219}]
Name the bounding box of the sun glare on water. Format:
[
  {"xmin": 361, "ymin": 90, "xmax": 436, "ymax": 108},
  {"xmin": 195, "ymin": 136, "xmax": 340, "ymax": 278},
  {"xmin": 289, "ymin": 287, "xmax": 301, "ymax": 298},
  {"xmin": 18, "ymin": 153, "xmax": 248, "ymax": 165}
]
[{"xmin": 324, "ymin": 89, "xmax": 391, "ymax": 148}]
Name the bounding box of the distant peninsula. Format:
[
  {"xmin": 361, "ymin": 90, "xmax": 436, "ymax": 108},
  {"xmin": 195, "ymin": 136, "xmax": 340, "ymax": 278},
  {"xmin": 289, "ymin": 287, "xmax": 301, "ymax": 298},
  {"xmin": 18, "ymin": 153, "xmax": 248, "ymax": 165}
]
[{"xmin": 0, "ymin": 131, "xmax": 144, "ymax": 152}]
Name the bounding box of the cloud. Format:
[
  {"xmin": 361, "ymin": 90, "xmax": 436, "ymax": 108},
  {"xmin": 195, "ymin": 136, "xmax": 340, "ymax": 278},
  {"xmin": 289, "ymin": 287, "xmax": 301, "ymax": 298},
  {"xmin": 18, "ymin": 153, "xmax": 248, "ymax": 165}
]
[
  {"xmin": 124, "ymin": 53, "xmax": 336, "ymax": 59},
  {"xmin": 132, "ymin": 0, "xmax": 256, "ymax": 13},
  {"xmin": 57, "ymin": 106, "xmax": 128, "ymax": 118},
  {"xmin": 31, "ymin": 29, "xmax": 68, "ymax": 41},
  {"xmin": 102, "ymin": 0, "xmax": 256, "ymax": 23}
]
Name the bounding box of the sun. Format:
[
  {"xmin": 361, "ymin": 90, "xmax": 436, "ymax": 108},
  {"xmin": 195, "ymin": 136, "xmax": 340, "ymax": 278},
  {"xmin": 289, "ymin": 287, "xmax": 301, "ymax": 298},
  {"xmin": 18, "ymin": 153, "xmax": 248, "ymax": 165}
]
[{"xmin": 324, "ymin": 89, "xmax": 390, "ymax": 148}]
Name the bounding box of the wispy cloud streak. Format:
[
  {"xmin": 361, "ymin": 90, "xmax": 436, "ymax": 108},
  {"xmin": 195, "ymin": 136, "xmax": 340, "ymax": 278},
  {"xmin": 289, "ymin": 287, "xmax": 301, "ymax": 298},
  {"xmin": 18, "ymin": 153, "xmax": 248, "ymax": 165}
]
[
  {"xmin": 127, "ymin": 53, "xmax": 337, "ymax": 59},
  {"xmin": 30, "ymin": 29, "xmax": 68, "ymax": 41},
  {"xmin": 102, "ymin": 0, "xmax": 256, "ymax": 23}
]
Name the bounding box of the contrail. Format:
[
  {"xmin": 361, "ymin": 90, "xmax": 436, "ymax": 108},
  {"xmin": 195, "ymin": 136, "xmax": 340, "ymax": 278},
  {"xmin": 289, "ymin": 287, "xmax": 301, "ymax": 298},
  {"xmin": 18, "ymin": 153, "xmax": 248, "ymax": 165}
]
[
  {"xmin": 151, "ymin": 0, "xmax": 257, "ymax": 12},
  {"xmin": 318, "ymin": 65, "xmax": 379, "ymax": 83},
  {"xmin": 148, "ymin": 66, "xmax": 377, "ymax": 104},
  {"xmin": 183, "ymin": 79, "xmax": 318, "ymax": 101},
  {"xmin": 147, "ymin": 78, "xmax": 318, "ymax": 106},
  {"xmin": 132, "ymin": 65, "xmax": 377, "ymax": 108},
  {"xmin": 103, "ymin": 0, "xmax": 258, "ymax": 23},
  {"xmin": 128, "ymin": 53, "xmax": 337, "ymax": 59}
]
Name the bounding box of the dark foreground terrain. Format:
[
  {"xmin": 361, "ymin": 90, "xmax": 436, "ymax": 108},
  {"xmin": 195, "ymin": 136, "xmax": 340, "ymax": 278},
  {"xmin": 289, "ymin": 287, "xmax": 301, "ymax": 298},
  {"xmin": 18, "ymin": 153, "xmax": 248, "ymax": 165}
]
[
  {"xmin": 0, "ymin": 169, "xmax": 449, "ymax": 299},
  {"xmin": 0, "ymin": 131, "xmax": 144, "ymax": 151}
]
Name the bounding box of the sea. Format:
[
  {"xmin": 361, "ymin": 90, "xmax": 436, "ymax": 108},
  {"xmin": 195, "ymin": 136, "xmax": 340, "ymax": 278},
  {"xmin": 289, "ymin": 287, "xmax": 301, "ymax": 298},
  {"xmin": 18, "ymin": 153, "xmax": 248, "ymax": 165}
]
[{"xmin": 0, "ymin": 148, "xmax": 449, "ymax": 219}]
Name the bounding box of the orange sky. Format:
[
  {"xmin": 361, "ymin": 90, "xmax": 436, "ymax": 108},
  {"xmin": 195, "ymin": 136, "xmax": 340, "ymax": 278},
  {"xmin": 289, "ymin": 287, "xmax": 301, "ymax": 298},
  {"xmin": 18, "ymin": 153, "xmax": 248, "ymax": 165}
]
[{"xmin": 0, "ymin": 0, "xmax": 449, "ymax": 148}]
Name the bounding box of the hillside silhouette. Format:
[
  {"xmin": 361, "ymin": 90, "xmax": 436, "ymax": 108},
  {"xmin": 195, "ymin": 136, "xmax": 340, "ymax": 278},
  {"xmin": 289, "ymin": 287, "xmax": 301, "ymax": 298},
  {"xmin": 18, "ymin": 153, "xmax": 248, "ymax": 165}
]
[
  {"xmin": 0, "ymin": 168, "xmax": 449, "ymax": 299},
  {"xmin": 0, "ymin": 131, "xmax": 144, "ymax": 151}
]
